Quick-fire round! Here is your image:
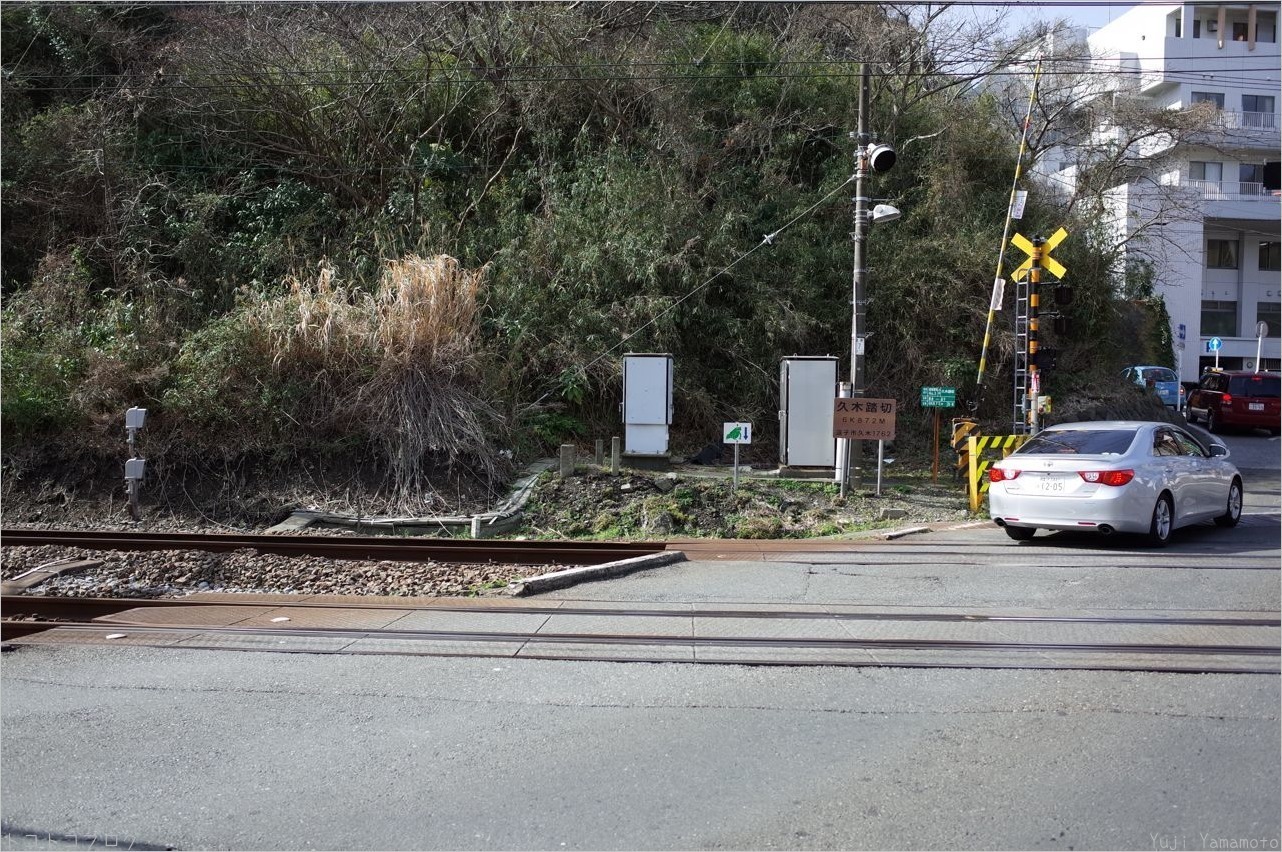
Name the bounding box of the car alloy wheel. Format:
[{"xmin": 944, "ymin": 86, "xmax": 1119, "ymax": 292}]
[
  {"xmin": 1206, "ymin": 410, "xmax": 1219, "ymax": 433},
  {"xmin": 1147, "ymin": 493, "xmax": 1173, "ymax": 546},
  {"xmin": 1215, "ymin": 479, "xmax": 1243, "ymax": 528}
]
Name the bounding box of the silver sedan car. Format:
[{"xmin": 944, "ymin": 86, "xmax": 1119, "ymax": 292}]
[{"xmin": 988, "ymin": 420, "xmax": 1242, "ymax": 545}]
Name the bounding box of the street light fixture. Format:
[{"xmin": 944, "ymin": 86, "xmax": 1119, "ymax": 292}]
[{"xmin": 871, "ymin": 204, "xmax": 901, "ymax": 224}]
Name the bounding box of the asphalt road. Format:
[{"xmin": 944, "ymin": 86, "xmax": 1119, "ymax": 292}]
[
  {"xmin": 2, "ymin": 464, "xmax": 1278, "ymax": 851},
  {"xmin": 2, "ymin": 643, "xmax": 1278, "ymax": 852},
  {"xmin": 1186, "ymin": 423, "xmax": 1280, "ymax": 474}
]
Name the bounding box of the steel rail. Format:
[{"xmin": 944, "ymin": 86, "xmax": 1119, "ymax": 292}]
[
  {"xmin": 3, "ymin": 596, "xmax": 1278, "ymax": 629},
  {"xmin": 6, "ymin": 620, "xmax": 1278, "ymax": 659},
  {"xmin": 0, "ymin": 529, "xmax": 661, "ymax": 565}
]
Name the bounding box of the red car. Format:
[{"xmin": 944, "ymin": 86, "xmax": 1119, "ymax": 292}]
[{"xmin": 1186, "ymin": 370, "xmax": 1281, "ymax": 435}]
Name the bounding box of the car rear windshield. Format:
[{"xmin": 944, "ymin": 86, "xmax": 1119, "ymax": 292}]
[
  {"xmin": 1141, "ymin": 368, "xmax": 1177, "ymax": 383},
  {"xmin": 1016, "ymin": 429, "xmax": 1138, "ymax": 455},
  {"xmin": 1228, "ymin": 374, "xmax": 1280, "ymax": 398}
]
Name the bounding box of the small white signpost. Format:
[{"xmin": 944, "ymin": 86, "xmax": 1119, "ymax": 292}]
[
  {"xmin": 723, "ymin": 422, "xmax": 752, "ymax": 490},
  {"xmin": 1256, "ymin": 322, "xmax": 1269, "ymax": 373},
  {"xmin": 1208, "ymin": 336, "xmax": 1223, "ymax": 371}
]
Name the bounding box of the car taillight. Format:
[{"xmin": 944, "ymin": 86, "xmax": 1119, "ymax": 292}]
[
  {"xmin": 1222, "ymin": 393, "xmax": 1233, "ymax": 406},
  {"xmin": 989, "ymin": 467, "xmax": 1021, "ymax": 482},
  {"xmin": 1079, "ymin": 469, "xmax": 1134, "ymax": 486}
]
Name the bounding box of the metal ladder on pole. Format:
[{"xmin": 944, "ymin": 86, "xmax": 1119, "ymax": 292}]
[{"xmin": 1012, "ymin": 272, "xmax": 1030, "ymax": 435}]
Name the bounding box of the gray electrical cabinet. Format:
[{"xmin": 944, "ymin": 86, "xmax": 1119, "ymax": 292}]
[
  {"xmin": 779, "ymin": 356, "xmax": 838, "ymax": 467},
  {"xmin": 622, "ymin": 353, "xmax": 673, "ymax": 456}
]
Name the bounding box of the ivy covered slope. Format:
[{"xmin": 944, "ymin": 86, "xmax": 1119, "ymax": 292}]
[{"xmin": 1, "ymin": 4, "xmax": 1174, "ymax": 512}]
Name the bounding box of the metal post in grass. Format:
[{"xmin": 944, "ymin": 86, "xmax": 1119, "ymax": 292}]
[
  {"xmin": 723, "ymin": 422, "xmax": 751, "ymax": 492},
  {"xmin": 124, "ymin": 407, "xmax": 147, "ymax": 521}
]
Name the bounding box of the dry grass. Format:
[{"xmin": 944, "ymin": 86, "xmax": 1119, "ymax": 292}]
[{"xmin": 248, "ymin": 254, "xmax": 505, "ymax": 508}]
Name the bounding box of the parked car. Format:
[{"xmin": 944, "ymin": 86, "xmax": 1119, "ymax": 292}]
[
  {"xmin": 1121, "ymin": 365, "xmax": 1184, "ymax": 411},
  {"xmin": 1185, "ymin": 370, "xmax": 1282, "ymax": 435},
  {"xmin": 988, "ymin": 420, "xmax": 1241, "ymax": 546}
]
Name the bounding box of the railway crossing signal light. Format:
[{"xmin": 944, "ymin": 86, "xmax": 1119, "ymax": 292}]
[{"xmin": 865, "ymin": 143, "xmax": 897, "ymax": 173}]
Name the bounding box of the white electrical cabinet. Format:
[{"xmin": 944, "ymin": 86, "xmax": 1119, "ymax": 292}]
[
  {"xmin": 779, "ymin": 356, "xmax": 838, "ymax": 467},
  {"xmin": 622, "ymin": 353, "xmax": 673, "ymax": 456}
]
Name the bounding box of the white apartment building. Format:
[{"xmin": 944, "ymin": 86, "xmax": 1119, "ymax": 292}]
[{"xmin": 1038, "ymin": 3, "xmax": 1280, "ymax": 382}]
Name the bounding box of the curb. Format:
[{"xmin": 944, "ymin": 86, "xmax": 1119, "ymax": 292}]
[
  {"xmin": 508, "ymin": 551, "xmax": 688, "ymax": 596},
  {"xmin": 882, "ymin": 526, "xmax": 931, "ymax": 540}
]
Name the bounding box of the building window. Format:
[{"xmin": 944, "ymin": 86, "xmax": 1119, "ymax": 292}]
[
  {"xmin": 1242, "ymin": 95, "xmax": 1277, "ymax": 128},
  {"xmin": 1190, "ymin": 161, "xmax": 1223, "ymax": 182},
  {"xmin": 1240, "ymin": 163, "xmax": 1266, "ymax": 194},
  {"xmin": 1257, "ymin": 303, "xmax": 1281, "ymax": 338},
  {"xmin": 1232, "ymin": 22, "xmax": 1249, "ymax": 41},
  {"xmin": 1207, "ymin": 239, "xmax": 1239, "ymax": 269},
  {"xmin": 1201, "ymin": 300, "xmax": 1238, "ymax": 337},
  {"xmin": 1261, "ymin": 242, "xmax": 1281, "ymax": 272},
  {"xmin": 1192, "ymin": 91, "xmax": 1225, "ymax": 109},
  {"xmin": 1260, "ymin": 15, "xmax": 1278, "ymax": 42}
]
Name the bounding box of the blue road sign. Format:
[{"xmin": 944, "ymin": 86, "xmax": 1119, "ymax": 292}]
[
  {"xmin": 1178, "ymin": 323, "xmax": 1186, "ymax": 342},
  {"xmin": 1207, "ymin": 336, "xmax": 1223, "ymax": 352}
]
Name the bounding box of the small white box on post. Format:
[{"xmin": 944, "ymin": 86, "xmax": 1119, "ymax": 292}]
[{"xmin": 123, "ymin": 407, "xmax": 148, "ymax": 521}]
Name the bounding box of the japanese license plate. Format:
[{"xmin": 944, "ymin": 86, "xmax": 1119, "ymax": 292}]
[
  {"xmin": 1038, "ymin": 476, "xmax": 1067, "ymax": 493},
  {"xmin": 1249, "ymin": 403, "xmax": 1264, "ymax": 411}
]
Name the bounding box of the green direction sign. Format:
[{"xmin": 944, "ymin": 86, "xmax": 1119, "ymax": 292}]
[{"xmin": 920, "ymin": 386, "xmax": 956, "ymax": 408}]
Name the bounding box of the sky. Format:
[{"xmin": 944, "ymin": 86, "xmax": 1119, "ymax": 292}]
[{"xmin": 1002, "ymin": 1, "xmax": 1136, "ymax": 33}]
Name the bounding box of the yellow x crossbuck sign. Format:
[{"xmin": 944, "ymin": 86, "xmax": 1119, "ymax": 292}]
[{"xmin": 1011, "ymin": 226, "xmax": 1068, "ymax": 281}]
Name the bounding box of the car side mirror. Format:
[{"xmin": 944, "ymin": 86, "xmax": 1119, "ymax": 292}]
[{"xmin": 1209, "ymin": 443, "xmax": 1229, "ymax": 458}]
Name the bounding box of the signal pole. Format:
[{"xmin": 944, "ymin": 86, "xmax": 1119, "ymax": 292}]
[
  {"xmin": 1028, "ymin": 237, "xmax": 1044, "ymax": 434},
  {"xmin": 842, "ymin": 63, "xmax": 871, "ymax": 499}
]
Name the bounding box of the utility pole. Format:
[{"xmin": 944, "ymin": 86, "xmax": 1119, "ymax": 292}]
[
  {"xmin": 842, "ymin": 63, "xmax": 871, "ymax": 499},
  {"xmin": 839, "ymin": 63, "xmax": 898, "ymax": 498}
]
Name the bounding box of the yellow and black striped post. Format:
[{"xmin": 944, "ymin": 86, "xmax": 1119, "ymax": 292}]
[
  {"xmin": 1029, "ymin": 237, "xmax": 1043, "ymax": 433},
  {"xmin": 951, "ymin": 417, "xmax": 980, "ymax": 481},
  {"xmin": 966, "ymin": 434, "xmax": 1031, "ymax": 512}
]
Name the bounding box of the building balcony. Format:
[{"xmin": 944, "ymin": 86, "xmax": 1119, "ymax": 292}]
[
  {"xmin": 1211, "ymin": 110, "xmax": 1278, "ymax": 131},
  {"xmin": 1185, "ymin": 110, "xmax": 1281, "ymax": 151},
  {"xmin": 1138, "ymin": 36, "xmax": 1279, "ymax": 95},
  {"xmin": 1188, "ymin": 180, "xmax": 1277, "ymax": 200}
]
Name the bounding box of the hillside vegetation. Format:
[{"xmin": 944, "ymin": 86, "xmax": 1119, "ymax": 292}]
[{"xmin": 1, "ymin": 3, "xmax": 1174, "ymax": 513}]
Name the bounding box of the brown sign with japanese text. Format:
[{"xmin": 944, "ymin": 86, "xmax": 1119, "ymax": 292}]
[{"xmin": 832, "ymin": 397, "xmax": 897, "ymax": 440}]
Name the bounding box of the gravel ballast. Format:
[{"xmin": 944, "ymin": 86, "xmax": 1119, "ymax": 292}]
[{"xmin": 1, "ymin": 545, "xmax": 545, "ymax": 599}]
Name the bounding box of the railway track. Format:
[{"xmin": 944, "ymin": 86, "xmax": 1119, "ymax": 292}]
[
  {"xmin": 5, "ymin": 595, "xmax": 1278, "ymax": 674},
  {"xmin": 1, "ymin": 528, "xmax": 662, "ymax": 565}
]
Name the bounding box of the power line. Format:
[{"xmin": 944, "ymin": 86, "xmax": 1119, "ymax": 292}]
[
  {"xmin": 532, "ymin": 173, "xmax": 857, "ymax": 407},
  {"xmin": 8, "ymin": 66, "xmax": 1278, "ymax": 94},
  {"xmin": 6, "ymin": 50, "xmax": 1279, "ymax": 81}
]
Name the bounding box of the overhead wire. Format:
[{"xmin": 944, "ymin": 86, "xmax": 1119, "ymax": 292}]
[{"xmin": 528, "ymin": 173, "xmax": 858, "ymax": 407}]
